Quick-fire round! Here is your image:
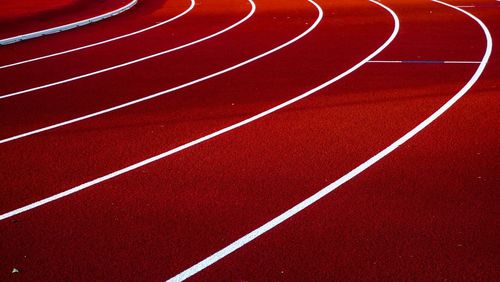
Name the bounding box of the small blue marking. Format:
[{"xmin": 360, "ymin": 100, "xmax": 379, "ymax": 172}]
[{"xmin": 401, "ymin": 60, "xmax": 445, "ymax": 64}]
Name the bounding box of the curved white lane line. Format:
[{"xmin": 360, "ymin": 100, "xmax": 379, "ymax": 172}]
[
  {"xmin": 369, "ymin": 60, "xmax": 481, "ymax": 64},
  {"xmin": 0, "ymin": 0, "xmax": 138, "ymax": 46},
  {"xmin": 167, "ymin": 0, "xmax": 492, "ymax": 281},
  {"xmin": 0, "ymin": 0, "xmax": 324, "ymax": 219},
  {"xmin": 0, "ymin": 0, "xmax": 195, "ymax": 69},
  {"xmin": 0, "ymin": 0, "xmax": 250, "ymax": 100}
]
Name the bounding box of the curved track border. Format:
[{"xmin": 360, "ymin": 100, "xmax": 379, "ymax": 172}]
[
  {"xmin": 0, "ymin": 0, "xmax": 138, "ymax": 45},
  {"xmin": 0, "ymin": 0, "xmax": 195, "ymax": 69},
  {"xmin": 167, "ymin": 0, "xmax": 492, "ymax": 280}
]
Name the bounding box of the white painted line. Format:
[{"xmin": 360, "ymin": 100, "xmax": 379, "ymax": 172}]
[
  {"xmin": 167, "ymin": 0, "xmax": 492, "ymax": 280},
  {"xmin": 0, "ymin": 0, "xmax": 248, "ymax": 100},
  {"xmin": 369, "ymin": 60, "xmax": 481, "ymax": 64},
  {"xmin": 0, "ymin": 0, "xmax": 195, "ymax": 70},
  {"xmin": 0, "ymin": 0, "xmax": 315, "ymax": 144},
  {"xmin": 444, "ymin": 60, "xmax": 481, "ymax": 64},
  {"xmin": 0, "ymin": 0, "xmax": 138, "ymax": 45},
  {"xmin": 0, "ymin": 0, "xmax": 327, "ymax": 219}
]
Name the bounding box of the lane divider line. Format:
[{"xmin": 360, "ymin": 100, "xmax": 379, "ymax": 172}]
[
  {"xmin": 0, "ymin": 0, "xmax": 253, "ymax": 100},
  {"xmin": 369, "ymin": 60, "xmax": 481, "ymax": 64},
  {"xmin": 0, "ymin": 0, "xmax": 138, "ymax": 45},
  {"xmin": 167, "ymin": 0, "xmax": 492, "ymax": 280},
  {"xmin": 0, "ymin": 0, "xmax": 195, "ymax": 70},
  {"xmin": 0, "ymin": 0, "xmax": 326, "ymax": 219},
  {"xmin": 457, "ymin": 4, "xmax": 500, "ymax": 8}
]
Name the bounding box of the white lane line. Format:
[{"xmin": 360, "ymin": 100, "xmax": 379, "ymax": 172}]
[
  {"xmin": 0, "ymin": 0, "xmax": 326, "ymax": 220},
  {"xmin": 0, "ymin": 0, "xmax": 195, "ymax": 70},
  {"xmin": 369, "ymin": 60, "xmax": 481, "ymax": 64},
  {"xmin": 0, "ymin": 0, "xmax": 315, "ymax": 144},
  {"xmin": 0, "ymin": 0, "xmax": 249, "ymax": 100},
  {"xmin": 0, "ymin": 0, "xmax": 138, "ymax": 45},
  {"xmin": 167, "ymin": 0, "xmax": 492, "ymax": 281}
]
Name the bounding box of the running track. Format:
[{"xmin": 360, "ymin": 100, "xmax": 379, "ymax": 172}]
[{"xmin": 0, "ymin": 0, "xmax": 498, "ymax": 280}]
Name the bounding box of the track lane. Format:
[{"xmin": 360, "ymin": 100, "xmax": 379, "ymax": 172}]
[
  {"xmin": 0, "ymin": 0, "xmax": 192, "ymax": 66},
  {"xmin": 0, "ymin": 0, "xmax": 75, "ymax": 22},
  {"xmin": 0, "ymin": 0, "xmax": 133, "ymax": 42},
  {"xmin": 372, "ymin": 0, "xmax": 486, "ymax": 62},
  {"xmin": 0, "ymin": 0, "xmax": 397, "ymax": 279}
]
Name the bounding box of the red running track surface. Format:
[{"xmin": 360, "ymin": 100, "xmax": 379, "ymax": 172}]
[
  {"xmin": 0, "ymin": 0, "xmax": 76, "ymax": 22},
  {"xmin": 0, "ymin": 0, "xmax": 498, "ymax": 281}
]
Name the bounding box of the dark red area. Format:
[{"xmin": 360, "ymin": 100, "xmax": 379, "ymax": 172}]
[
  {"xmin": 0, "ymin": 0, "xmax": 498, "ymax": 281},
  {"xmin": 0, "ymin": 0, "xmax": 132, "ymax": 39}
]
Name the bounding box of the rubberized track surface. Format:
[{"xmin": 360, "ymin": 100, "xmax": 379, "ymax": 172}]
[{"xmin": 0, "ymin": 0, "xmax": 498, "ymax": 281}]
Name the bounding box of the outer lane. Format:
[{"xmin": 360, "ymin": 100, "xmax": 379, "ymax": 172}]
[{"xmin": 187, "ymin": 0, "xmax": 497, "ymax": 280}]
